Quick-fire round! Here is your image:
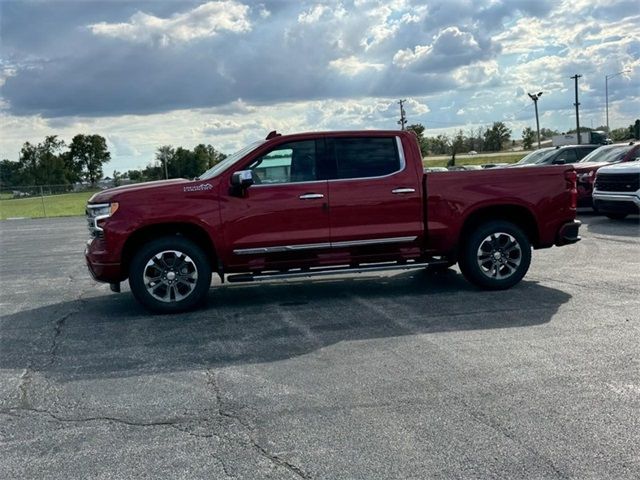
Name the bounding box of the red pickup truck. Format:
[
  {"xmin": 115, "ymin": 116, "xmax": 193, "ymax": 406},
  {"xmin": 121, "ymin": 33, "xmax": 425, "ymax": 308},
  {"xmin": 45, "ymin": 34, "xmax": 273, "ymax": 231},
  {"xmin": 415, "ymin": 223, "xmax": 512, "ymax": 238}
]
[{"xmin": 86, "ymin": 130, "xmax": 581, "ymax": 313}]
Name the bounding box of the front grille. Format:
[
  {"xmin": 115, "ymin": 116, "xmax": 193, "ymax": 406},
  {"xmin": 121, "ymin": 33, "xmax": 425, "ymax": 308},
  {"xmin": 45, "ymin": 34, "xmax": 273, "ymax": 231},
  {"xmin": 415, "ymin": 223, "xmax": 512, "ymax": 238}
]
[{"xmin": 595, "ymin": 173, "xmax": 640, "ymax": 192}]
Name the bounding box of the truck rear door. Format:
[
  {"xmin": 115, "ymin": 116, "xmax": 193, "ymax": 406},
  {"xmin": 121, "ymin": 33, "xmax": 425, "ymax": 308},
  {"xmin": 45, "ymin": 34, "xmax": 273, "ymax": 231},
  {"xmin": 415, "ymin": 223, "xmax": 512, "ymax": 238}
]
[{"xmin": 326, "ymin": 135, "xmax": 423, "ymax": 255}]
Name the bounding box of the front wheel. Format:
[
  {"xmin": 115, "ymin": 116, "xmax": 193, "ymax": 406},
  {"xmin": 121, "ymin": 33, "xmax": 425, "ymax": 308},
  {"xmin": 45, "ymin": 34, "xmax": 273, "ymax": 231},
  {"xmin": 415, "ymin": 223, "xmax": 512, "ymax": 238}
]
[
  {"xmin": 129, "ymin": 236, "xmax": 212, "ymax": 313},
  {"xmin": 458, "ymin": 221, "xmax": 531, "ymax": 290},
  {"xmin": 605, "ymin": 212, "xmax": 628, "ymax": 220}
]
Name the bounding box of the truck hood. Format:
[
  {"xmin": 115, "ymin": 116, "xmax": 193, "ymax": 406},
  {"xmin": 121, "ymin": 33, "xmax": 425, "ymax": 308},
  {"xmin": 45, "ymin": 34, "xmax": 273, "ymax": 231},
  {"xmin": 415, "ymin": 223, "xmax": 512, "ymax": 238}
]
[
  {"xmin": 597, "ymin": 160, "xmax": 640, "ymax": 175},
  {"xmin": 89, "ymin": 178, "xmax": 191, "ymax": 203}
]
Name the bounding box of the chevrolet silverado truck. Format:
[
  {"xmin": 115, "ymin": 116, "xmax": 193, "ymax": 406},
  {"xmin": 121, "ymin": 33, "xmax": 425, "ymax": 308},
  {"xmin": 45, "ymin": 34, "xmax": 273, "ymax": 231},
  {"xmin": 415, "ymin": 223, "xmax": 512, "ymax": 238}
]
[
  {"xmin": 86, "ymin": 130, "xmax": 581, "ymax": 313},
  {"xmin": 574, "ymin": 141, "xmax": 640, "ymax": 208},
  {"xmin": 593, "ymin": 160, "xmax": 640, "ymax": 219}
]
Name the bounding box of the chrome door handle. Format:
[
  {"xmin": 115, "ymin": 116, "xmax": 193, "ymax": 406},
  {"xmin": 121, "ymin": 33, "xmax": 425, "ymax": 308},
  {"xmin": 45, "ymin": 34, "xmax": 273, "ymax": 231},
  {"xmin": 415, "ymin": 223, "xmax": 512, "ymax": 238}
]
[
  {"xmin": 299, "ymin": 193, "xmax": 324, "ymax": 200},
  {"xmin": 392, "ymin": 188, "xmax": 416, "ymax": 194}
]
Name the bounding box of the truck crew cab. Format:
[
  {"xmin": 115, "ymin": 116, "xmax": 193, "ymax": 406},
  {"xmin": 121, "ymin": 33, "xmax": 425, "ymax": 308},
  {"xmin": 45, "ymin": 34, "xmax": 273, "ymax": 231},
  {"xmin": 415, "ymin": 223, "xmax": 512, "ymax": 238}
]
[{"xmin": 86, "ymin": 130, "xmax": 581, "ymax": 313}]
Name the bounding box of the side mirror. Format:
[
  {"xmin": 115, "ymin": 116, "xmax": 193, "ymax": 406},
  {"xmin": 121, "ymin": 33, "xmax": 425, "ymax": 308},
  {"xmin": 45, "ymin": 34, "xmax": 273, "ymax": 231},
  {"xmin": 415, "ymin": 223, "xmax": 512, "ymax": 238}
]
[
  {"xmin": 231, "ymin": 170, "xmax": 254, "ymax": 187},
  {"xmin": 552, "ymin": 158, "xmax": 566, "ymax": 165},
  {"xmin": 230, "ymin": 170, "xmax": 254, "ymax": 196}
]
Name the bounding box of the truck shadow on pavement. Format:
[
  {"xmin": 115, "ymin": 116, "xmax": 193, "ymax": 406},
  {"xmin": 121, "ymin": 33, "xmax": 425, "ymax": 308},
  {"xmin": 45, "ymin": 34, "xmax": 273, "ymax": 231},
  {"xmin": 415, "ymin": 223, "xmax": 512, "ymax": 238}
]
[{"xmin": 1, "ymin": 269, "xmax": 571, "ymax": 380}]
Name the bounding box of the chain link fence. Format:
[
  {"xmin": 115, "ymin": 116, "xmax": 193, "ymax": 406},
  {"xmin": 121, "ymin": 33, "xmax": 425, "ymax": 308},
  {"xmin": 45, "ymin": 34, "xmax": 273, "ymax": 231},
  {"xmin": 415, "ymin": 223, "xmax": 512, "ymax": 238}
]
[{"xmin": 0, "ymin": 184, "xmax": 109, "ymax": 220}]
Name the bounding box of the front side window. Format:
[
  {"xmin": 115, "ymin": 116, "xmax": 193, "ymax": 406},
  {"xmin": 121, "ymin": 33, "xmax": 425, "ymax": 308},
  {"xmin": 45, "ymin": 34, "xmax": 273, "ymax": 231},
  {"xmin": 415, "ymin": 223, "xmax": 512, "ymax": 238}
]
[
  {"xmin": 333, "ymin": 137, "xmax": 400, "ymax": 179},
  {"xmin": 247, "ymin": 140, "xmax": 317, "ymax": 184},
  {"xmin": 555, "ymin": 149, "xmax": 578, "ymax": 163}
]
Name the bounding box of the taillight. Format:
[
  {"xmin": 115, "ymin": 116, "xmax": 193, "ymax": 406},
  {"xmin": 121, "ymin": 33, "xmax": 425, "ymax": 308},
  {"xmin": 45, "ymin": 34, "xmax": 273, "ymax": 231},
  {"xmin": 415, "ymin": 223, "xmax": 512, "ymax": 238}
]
[{"xmin": 565, "ymin": 170, "xmax": 577, "ymax": 209}]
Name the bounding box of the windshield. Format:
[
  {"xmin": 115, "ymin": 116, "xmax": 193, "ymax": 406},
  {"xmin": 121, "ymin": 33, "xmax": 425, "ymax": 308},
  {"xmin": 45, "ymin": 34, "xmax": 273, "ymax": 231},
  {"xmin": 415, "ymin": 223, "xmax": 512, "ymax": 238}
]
[
  {"xmin": 198, "ymin": 140, "xmax": 266, "ymax": 180},
  {"xmin": 516, "ymin": 148, "xmax": 554, "ymax": 165},
  {"xmin": 578, "ymin": 144, "xmax": 633, "ymax": 164}
]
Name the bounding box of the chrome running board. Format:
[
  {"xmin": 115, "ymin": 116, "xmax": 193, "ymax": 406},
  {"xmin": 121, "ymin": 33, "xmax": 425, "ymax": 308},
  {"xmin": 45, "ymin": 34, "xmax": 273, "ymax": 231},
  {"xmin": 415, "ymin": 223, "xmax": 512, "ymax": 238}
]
[{"xmin": 226, "ymin": 259, "xmax": 450, "ymax": 283}]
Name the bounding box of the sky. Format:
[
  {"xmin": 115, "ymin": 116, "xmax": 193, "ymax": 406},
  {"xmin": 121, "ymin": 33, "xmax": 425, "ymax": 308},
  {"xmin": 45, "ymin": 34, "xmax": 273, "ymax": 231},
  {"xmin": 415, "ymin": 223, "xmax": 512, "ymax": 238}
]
[{"xmin": 1, "ymin": 0, "xmax": 638, "ymax": 172}]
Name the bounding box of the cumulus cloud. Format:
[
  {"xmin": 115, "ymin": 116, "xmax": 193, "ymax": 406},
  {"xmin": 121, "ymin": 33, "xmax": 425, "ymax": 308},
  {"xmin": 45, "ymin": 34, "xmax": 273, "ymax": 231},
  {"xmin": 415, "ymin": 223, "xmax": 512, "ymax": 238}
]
[
  {"xmin": 393, "ymin": 27, "xmax": 486, "ymax": 72},
  {"xmin": 1, "ymin": 0, "xmax": 639, "ymax": 165},
  {"xmin": 329, "ymin": 56, "xmax": 384, "ymax": 76},
  {"xmin": 88, "ymin": 1, "xmax": 252, "ymax": 46},
  {"xmin": 297, "ymin": 5, "xmax": 331, "ymax": 24}
]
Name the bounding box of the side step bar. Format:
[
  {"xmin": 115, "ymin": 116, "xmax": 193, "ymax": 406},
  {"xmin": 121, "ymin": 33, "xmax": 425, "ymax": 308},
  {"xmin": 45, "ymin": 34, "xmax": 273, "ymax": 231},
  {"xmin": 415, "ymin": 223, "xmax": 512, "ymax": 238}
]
[{"xmin": 226, "ymin": 259, "xmax": 450, "ymax": 283}]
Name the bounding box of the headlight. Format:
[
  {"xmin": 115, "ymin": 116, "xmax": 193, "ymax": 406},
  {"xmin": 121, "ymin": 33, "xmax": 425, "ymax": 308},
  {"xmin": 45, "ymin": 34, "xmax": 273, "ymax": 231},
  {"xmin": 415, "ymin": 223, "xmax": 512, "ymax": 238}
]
[{"xmin": 86, "ymin": 202, "xmax": 119, "ymax": 237}]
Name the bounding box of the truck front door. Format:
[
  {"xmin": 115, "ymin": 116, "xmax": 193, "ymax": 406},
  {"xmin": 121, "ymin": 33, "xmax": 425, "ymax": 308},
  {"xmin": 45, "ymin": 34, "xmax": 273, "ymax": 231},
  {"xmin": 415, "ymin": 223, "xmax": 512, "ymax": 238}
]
[{"xmin": 220, "ymin": 139, "xmax": 331, "ymax": 269}]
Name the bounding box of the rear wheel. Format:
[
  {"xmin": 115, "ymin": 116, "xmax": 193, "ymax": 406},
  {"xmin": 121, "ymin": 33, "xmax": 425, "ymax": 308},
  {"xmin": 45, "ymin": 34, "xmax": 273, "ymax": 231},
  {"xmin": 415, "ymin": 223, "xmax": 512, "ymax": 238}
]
[
  {"xmin": 129, "ymin": 236, "xmax": 212, "ymax": 313},
  {"xmin": 458, "ymin": 221, "xmax": 531, "ymax": 290},
  {"xmin": 605, "ymin": 212, "xmax": 628, "ymax": 220}
]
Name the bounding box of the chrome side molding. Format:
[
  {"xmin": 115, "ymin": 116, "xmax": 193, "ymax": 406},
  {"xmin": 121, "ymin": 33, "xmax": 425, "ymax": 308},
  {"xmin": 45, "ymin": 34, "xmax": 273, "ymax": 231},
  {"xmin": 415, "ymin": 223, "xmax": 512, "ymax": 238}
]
[{"xmin": 233, "ymin": 236, "xmax": 417, "ymax": 255}]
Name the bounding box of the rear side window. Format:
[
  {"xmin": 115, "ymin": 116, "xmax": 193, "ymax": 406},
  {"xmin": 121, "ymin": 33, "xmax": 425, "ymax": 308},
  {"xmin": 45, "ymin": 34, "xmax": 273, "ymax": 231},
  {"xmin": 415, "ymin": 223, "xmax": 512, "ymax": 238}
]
[{"xmin": 333, "ymin": 137, "xmax": 400, "ymax": 179}]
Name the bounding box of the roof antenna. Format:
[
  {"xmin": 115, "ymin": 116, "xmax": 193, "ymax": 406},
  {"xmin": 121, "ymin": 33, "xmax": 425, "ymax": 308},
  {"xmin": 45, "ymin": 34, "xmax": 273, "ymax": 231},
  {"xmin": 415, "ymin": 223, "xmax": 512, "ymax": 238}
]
[{"xmin": 266, "ymin": 130, "xmax": 281, "ymax": 140}]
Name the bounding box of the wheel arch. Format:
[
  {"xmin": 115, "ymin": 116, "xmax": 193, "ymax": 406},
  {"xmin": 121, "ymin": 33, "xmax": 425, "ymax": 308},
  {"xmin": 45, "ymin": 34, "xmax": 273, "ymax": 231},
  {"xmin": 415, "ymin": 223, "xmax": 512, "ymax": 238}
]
[
  {"xmin": 121, "ymin": 222, "xmax": 218, "ymax": 278},
  {"xmin": 459, "ymin": 204, "xmax": 540, "ymax": 251}
]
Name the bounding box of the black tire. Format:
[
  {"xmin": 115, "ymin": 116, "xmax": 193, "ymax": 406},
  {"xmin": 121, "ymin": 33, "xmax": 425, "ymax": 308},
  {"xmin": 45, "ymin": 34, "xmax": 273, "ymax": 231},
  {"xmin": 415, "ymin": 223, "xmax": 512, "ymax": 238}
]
[
  {"xmin": 458, "ymin": 220, "xmax": 531, "ymax": 290},
  {"xmin": 605, "ymin": 212, "xmax": 628, "ymax": 220},
  {"xmin": 129, "ymin": 236, "xmax": 212, "ymax": 313}
]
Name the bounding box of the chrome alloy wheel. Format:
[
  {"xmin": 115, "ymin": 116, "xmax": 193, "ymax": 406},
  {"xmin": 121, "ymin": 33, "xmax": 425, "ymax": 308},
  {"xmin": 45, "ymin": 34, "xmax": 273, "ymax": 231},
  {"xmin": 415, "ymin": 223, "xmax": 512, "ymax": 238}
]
[
  {"xmin": 143, "ymin": 250, "xmax": 199, "ymax": 303},
  {"xmin": 476, "ymin": 232, "xmax": 522, "ymax": 280}
]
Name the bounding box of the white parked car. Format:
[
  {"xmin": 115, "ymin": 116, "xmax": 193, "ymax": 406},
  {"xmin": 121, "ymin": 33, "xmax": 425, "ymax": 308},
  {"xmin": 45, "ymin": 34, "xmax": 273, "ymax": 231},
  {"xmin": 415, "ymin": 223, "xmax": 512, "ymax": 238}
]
[{"xmin": 592, "ymin": 160, "xmax": 640, "ymax": 220}]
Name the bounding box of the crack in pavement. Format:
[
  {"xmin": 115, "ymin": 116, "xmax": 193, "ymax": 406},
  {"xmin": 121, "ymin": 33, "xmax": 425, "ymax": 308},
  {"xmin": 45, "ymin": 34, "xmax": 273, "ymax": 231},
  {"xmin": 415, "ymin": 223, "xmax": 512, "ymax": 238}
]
[
  {"xmin": 48, "ymin": 310, "xmax": 74, "ymax": 366},
  {"xmin": 47, "ymin": 287, "xmax": 92, "ymax": 367},
  {"xmin": 388, "ymin": 345, "xmax": 569, "ymax": 480},
  {"xmin": 205, "ymin": 369, "xmax": 312, "ymax": 479},
  {"xmin": 461, "ymin": 405, "xmax": 569, "ymax": 480},
  {"xmin": 1, "ymin": 407, "xmax": 208, "ymax": 429}
]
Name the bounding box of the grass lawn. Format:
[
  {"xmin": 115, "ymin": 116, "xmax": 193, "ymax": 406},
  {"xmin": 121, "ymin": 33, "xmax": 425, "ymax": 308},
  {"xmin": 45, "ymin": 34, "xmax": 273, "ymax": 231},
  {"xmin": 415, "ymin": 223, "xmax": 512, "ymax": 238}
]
[
  {"xmin": 0, "ymin": 191, "xmax": 98, "ymax": 220},
  {"xmin": 423, "ymin": 153, "xmax": 526, "ymax": 167}
]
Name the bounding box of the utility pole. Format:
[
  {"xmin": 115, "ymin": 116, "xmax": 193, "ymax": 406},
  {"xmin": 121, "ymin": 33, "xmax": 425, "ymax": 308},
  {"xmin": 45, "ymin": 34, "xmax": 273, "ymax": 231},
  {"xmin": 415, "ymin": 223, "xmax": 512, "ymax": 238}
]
[
  {"xmin": 570, "ymin": 74, "xmax": 582, "ymax": 144},
  {"xmin": 397, "ymin": 99, "xmax": 407, "ymax": 130},
  {"xmin": 527, "ymin": 91, "xmax": 543, "ymax": 149}
]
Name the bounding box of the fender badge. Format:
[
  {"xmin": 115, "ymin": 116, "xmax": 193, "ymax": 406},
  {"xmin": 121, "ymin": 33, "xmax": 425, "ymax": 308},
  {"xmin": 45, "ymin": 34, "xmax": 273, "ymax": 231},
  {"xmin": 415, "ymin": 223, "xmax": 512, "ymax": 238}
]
[{"xmin": 183, "ymin": 183, "xmax": 213, "ymax": 192}]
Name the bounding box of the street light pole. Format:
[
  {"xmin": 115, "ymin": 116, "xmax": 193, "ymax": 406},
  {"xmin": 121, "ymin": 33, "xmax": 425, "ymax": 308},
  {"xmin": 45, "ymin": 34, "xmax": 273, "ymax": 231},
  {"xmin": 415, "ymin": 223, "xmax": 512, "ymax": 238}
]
[
  {"xmin": 605, "ymin": 70, "xmax": 630, "ymax": 133},
  {"xmin": 528, "ymin": 92, "xmax": 543, "ymax": 149}
]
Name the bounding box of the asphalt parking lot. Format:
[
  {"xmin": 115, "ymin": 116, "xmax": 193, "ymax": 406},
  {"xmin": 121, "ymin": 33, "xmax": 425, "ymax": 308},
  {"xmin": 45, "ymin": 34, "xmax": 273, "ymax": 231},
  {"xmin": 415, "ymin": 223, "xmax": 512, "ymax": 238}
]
[{"xmin": 1, "ymin": 214, "xmax": 639, "ymax": 479}]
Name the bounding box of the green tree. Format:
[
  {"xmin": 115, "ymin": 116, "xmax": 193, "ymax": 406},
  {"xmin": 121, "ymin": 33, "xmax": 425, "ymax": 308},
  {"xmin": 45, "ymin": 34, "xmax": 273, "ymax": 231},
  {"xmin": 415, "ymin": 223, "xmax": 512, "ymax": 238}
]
[
  {"xmin": 194, "ymin": 144, "xmax": 227, "ymax": 169},
  {"xmin": 0, "ymin": 159, "xmax": 21, "ymax": 188},
  {"xmin": 126, "ymin": 169, "xmax": 144, "ymax": 182},
  {"xmin": 610, "ymin": 127, "xmax": 632, "ymax": 141},
  {"xmin": 113, "ymin": 170, "xmax": 122, "ymax": 187},
  {"xmin": 429, "ymin": 134, "xmax": 451, "ymax": 155},
  {"xmin": 69, "ymin": 134, "xmax": 111, "ymax": 186},
  {"xmin": 155, "ymin": 145, "xmax": 174, "ymax": 180},
  {"xmin": 484, "ymin": 122, "xmax": 511, "ymax": 151},
  {"xmin": 448, "ymin": 130, "xmax": 465, "ymax": 167},
  {"xmin": 17, "ymin": 136, "xmax": 68, "ymax": 186},
  {"xmin": 522, "ymin": 127, "xmax": 535, "ymax": 150},
  {"xmin": 406, "ymin": 124, "xmax": 429, "ymax": 156},
  {"xmin": 626, "ymin": 120, "xmax": 640, "ymax": 140},
  {"xmin": 539, "ymin": 128, "xmax": 559, "ymax": 139}
]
